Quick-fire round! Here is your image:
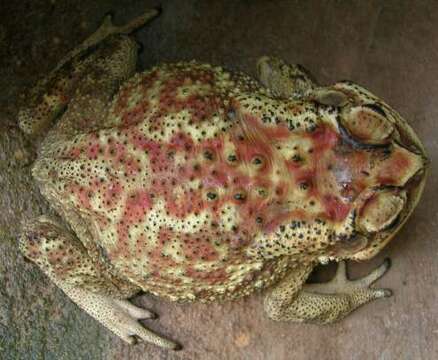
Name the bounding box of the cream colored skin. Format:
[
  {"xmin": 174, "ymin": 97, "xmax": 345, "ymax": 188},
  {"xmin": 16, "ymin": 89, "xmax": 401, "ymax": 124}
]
[{"xmin": 18, "ymin": 10, "xmax": 427, "ymax": 350}]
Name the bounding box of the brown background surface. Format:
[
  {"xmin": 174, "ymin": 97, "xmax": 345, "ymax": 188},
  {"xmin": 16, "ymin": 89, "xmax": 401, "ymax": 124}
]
[{"xmin": 1, "ymin": 1, "xmax": 437, "ymax": 359}]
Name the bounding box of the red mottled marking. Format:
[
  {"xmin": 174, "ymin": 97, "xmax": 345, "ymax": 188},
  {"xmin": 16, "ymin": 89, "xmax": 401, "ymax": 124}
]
[
  {"xmin": 185, "ymin": 266, "xmax": 228, "ymax": 285},
  {"xmin": 377, "ymin": 149, "xmax": 412, "ymax": 185},
  {"xmin": 322, "ymin": 195, "xmax": 351, "ymax": 221},
  {"xmin": 286, "ymin": 158, "xmax": 303, "ymax": 172},
  {"xmin": 105, "ymin": 138, "xmax": 126, "ymax": 162},
  {"xmin": 123, "ymin": 191, "xmax": 153, "ymax": 224},
  {"xmin": 123, "ymin": 154, "xmax": 141, "ymax": 176},
  {"xmin": 308, "ymin": 124, "xmax": 339, "ymax": 152},
  {"xmin": 169, "ymin": 132, "xmax": 195, "ymax": 152},
  {"xmin": 68, "ymin": 147, "xmax": 81, "ymax": 159},
  {"xmin": 110, "ymin": 190, "xmax": 153, "ymax": 261},
  {"xmin": 122, "ymin": 102, "xmax": 148, "ymax": 126},
  {"xmin": 204, "ymin": 168, "xmax": 229, "ymax": 188},
  {"xmin": 294, "ymin": 168, "xmax": 317, "ymax": 192},
  {"xmin": 236, "ymin": 114, "xmax": 276, "ymax": 165},
  {"xmin": 134, "ymin": 233, "xmax": 148, "ymax": 255},
  {"xmin": 112, "ymin": 223, "xmax": 132, "ymax": 259},
  {"xmin": 283, "ymin": 123, "xmax": 356, "ymax": 222},
  {"xmin": 86, "ymin": 142, "xmax": 100, "ymax": 159},
  {"xmin": 265, "ymin": 123, "xmax": 290, "ymax": 139},
  {"xmin": 147, "ymin": 229, "xmax": 178, "ymax": 271},
  {"xmin": 103, "ymin": 182, "xmax": 123, "ymax": 209},
  {"xmin": 69, "ymin": 184, "xmax": 92, "ymax": 209},
  {"xmin": 180, "ymin": 233, "xmax": 219, "ymax": 262},
  {"xmin": 334, "ymin": 150, "xmax": 370, "ymax": 199},
  {"xmin": 156, "ymin": 68, "xmax": 224, "ymax": 123},
  {"xmin": 114, "ymin": 70, "xmax": 158, "ymax": 117}
]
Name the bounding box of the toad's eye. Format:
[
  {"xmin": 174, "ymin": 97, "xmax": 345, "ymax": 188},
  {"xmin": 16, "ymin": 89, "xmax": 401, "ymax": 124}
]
[
  {"xmin": 356, "ymin": 189, "xmax": 406, "ymax": 233},
  {"xmin": 340, "ymin": 104, "xmax": 394, "ymax": 146}
]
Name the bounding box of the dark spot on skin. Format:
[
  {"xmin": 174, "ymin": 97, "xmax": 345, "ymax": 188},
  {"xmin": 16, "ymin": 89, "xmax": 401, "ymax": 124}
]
[
  {"xmin": 256, "ymin": 187, "xmax": 268, "ymax": 197},
  {"xmin": 292, "ymin": 154, "xmax": 302, "ymax": 163},
  {"xmin": 203, "ymin": 150, "xmax": 214, "ymax": 160},
  {"xmin": 233, "ymin": 192, "xmax": 246, "ymax": 201},
  {"xmin": 227, "ymin": 154, "xmax": 238, "ymax": 162},
  {"xmin": 206, "ymin": 192, "xmax": 217, "ymax": 200},
  {"xmin": 251, "ymin": 156, "xmax": 264, "ymax": 165}
]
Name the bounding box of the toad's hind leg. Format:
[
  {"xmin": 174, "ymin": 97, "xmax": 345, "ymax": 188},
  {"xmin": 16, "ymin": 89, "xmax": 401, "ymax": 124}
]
[
  {"xmin": 264, "ymin": 260, "xmax": 392, "ymax": 323},
  {"xmin": 256, "ymin": 56, "xmax": 316, "ymax": 99},
  {"xmin": 20, "ymin": 216, "xmax": 180, "ymax": 350},
  {"xmin": 18, "ymin": 9, "xmax": 159, "ymax": 137}
]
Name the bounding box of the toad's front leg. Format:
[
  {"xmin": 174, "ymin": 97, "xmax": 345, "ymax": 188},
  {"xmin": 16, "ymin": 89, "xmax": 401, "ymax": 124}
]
[
  {"xmin": 264, "ymin": 260, "xmax": 392, "ymax": 323},
  {"xmin": 256, "ymin": 56, "xmax": 316, "ymax": 98},
  {"xmin": 20, "ymin": 216, "xmax": 180, "ymax": 350}
]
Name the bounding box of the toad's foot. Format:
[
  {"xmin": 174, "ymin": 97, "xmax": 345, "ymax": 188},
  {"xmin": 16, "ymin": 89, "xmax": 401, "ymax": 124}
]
[
  {"xmin": 64, "ymin": 287, "xmax": 180, "ymax": 349},
  {"xmin": 305, "ymin": 259, "xmax": 392, "ymax": 300},
  {"xmin": 55, "ymin": 8, "xmax": 160, "ymax": 72},
  {"xmin": 265, "ymin": 260, "xmax": 392, "ymax": 323}
]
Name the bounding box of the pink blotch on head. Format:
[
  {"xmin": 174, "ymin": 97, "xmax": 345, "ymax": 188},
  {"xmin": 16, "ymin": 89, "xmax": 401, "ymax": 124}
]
[{"xmin": 322, "ymin": 194, "xmax": 351, "ymax": 222}]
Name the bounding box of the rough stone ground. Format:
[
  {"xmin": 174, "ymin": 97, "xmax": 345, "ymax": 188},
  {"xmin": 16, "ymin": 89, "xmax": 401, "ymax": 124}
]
[{"xmin": 1, "ymin": 1, "xmax": 438, "ymax": 359}]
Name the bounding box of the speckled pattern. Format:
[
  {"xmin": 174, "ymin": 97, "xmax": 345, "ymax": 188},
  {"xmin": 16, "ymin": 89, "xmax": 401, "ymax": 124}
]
[{"xmin": 2, "ymin": 0, "xmax": 438, "ymax": 360}]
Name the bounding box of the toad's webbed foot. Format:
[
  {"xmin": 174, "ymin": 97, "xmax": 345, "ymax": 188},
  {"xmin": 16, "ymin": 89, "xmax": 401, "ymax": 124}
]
[
  {"xmin": 56, "ymin": 8, "xmax": 161, "ymax": 71},
  {"xmin": 265, "ymin": 260, "xmax": 392, "ymax": 324},
  {"xmin": 65, "ymin": 288, "xmax": 180, "ymax": 349}
]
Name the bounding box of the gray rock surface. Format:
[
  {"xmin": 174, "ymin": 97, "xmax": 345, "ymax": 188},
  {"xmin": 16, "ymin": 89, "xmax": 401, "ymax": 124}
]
[{"xmin": 1, "ymin": 1, "xmax": 437, "ymax": 359}]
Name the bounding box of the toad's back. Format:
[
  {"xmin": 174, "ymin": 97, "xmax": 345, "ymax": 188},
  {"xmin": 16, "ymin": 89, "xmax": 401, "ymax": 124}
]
[
  {"xmin": 35, "ymin": 61, "xmax": 422, "ymax": 302},
  {"xmin": 39, "ymin": 63, "xmax": 298, "ymax": 301}
]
